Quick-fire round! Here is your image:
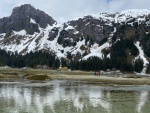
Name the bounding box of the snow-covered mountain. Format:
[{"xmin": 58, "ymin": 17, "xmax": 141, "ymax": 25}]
[{"xmin": 0, "ymin": 4, "xmax": 150, "ymax": 73}]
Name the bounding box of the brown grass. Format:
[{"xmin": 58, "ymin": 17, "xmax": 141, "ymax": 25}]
[
  {"xmin": 0, "ymin": 74, "xmax": 20, "ymax": 79},
  {"xmin": 0, "ymin": 68, "xmax": 150, "ymax": 85},
  {"xmin": 48, "ymin": 75, "xmax": 150, "ymax": 85}
]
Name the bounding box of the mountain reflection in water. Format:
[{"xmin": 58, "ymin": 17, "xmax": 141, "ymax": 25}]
[{"xmin": 0, "ymin": 80, "xmax": 150, "ymax": 113}]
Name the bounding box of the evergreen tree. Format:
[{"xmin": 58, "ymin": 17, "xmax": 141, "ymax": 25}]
[
  {"xmin": 0, "ymin": 50, "xmax": 60, "ymax": 69},
  {"xmin": 134, "ymin": 58, "xmax": 144, "ymax": 73},
  {"xmin": 146, "ymin": 63, "xmax": 150, "ymax": 74}
]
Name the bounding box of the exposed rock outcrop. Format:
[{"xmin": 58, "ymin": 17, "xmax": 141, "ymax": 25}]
[{"xmin": 0, "ymin": 4, "xmax": 56, "ymax": 34}]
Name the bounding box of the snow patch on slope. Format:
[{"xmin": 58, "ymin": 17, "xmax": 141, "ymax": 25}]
[
  {"xmin": 30, "ymin": 18, "xmax": 36, "ymax": 24},
  {"xmin": 13, "ymin": 30, "xmax": 26, "ymax": 36},
  {"xmin": 120, "ymin": 9, "xmax": 150, "ymax": 18},
  {"xmin": 51, "ymin": 24, "xmax": 64, "ymax": 58},
  {"xmin": 70, "ymin": 39, "xmax": 85, "ymax": 55},
  {"xmin": 85, "ymin": 22, "xmax": 90, "ymax": 26},
  {"xmin": 69, "ymin": 9, "xmax": 150, "ymax": 27},
  {"xmin": 88, "ymin": 9, "xmax": 150, "ymax": 24},
  {"xmin": 34, "ymin": 23, "xmax": 66, "ymax": 58},
  {"xmin": 93, "ymin": 12, "xmax": 115, "ymax": 22},
  {"xmin": 65, "ymin": 25, "xmax": 75, "ymax": 30},
  {"xmin": 64, "ymin": 23, "xmax": 79, "ymax": 35},
  {"xmin": 83, "ymin": 42, "xmax": 110, "ymax": 60},
  {"xmin": 0, "ymin": 33, "xmax": 6, "ymax": 36},
  {"xmin": 0, "ymin": 22, "xmax": 83, "ymax": 58},
  {"xmin": 134, "ymin": 41, "xmax": 149, "ymax": 74}
]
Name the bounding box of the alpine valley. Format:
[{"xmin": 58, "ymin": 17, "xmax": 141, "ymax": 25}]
[{"xmin": 0, "ymin": 4, "xmax": 150, "ymax": 74}]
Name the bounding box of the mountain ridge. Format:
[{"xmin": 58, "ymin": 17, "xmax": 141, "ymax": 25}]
[{"xmin": 0, "ymin": 4, "xmax": 150, "ymax": 73}]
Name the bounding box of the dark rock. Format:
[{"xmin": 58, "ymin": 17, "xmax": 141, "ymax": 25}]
[
  {"xmin": 57, "ymin": 16, "xmax": 112, "ymax": 46},
  {"xmin": 0, "ymin": 4, "xmax": 56, "ymax": 34},
  {"xmin": 48, "ymin": 27, "xmax": 59, "ymax": 41}
]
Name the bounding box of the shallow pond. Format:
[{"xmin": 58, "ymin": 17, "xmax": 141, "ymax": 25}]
[{"xmin": 0, "ymin": 80, "xmax": 150, "ymax": 113}]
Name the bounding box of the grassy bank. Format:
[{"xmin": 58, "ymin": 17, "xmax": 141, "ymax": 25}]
[
  {"xmin": 46, "ymin": 74, "xmax": 150, "ymax": 85},
  {"xmin": 0, "ymin": 68, "xmax": 150, "ymax": 85}
]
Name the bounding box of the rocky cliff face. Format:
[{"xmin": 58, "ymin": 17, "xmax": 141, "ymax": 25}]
[
  {"xmin": 57, "ymin": 15, "xmax": 114, "ymax": 47},
  {"xmin": 0, "ymin": 4, "xmax": 56, "ymax": 34}
]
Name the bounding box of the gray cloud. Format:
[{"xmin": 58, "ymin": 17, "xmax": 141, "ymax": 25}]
[{"xmin": 0, "ymin": 0, "xmax": 150, "ymax": 23}]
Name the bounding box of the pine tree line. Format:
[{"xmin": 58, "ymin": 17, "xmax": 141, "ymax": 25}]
[{"xmin": 0, "ymin": 50, "xmax": 60, "ymax": 69}]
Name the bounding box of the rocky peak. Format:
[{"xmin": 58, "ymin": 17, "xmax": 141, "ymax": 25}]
[
  {"xmin": 0, "ymin": 4, "xmax": 56, "ymax": 34},
  {"xmin": 10, "ymin": 4, "xmax": 36, "ymax": 21},
  {"xmin": 11, "ymin": 4, "xmax": 56, "ymax": 27}
]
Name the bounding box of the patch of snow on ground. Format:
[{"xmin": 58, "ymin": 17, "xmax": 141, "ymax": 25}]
[
  {"xmin": 50, "ymin": 24, "xmax": 66, "ymax": 58},
  {"xmin": 0, "ymin": 33, "xmax": 6, "ymax": 36},
  {"xmin": 98, "ymin": 12, "xmax": 115, "ymax": 22},
  {"xmin": 74, "ymin": 31, "xmax": 79, "ymax": 34},
  {"xmin": 65, "ymin": 25, "xmax": 75, "ymax": 30},
  {"xmin": 120, "ymin": 9, "xmax": 150, "ymax": 18},
  {"xmin": 69, "ymin": 9, "xmax": 150, "ymax": 25},
  {"xmin": 30, "ymin": 18, "xmax": 36, "ymax": 24},
  {"xmin": 85, "ymin": 22, "xmax": 90, "ymax": 26},
  {"xmin": 71, "ymin": 39, "xmax": 85, "ymax": 55},
  {"xmin": 83, "ymin": 42, "xmax": 110, "ymax": 60},
  {"xmin": 146, "ymin": 32, "xmax": 149, "ymax": 34},
  {"xmin": 135, "ymin": 41, "xmax": 149, "ymax": 74},
  {"xmin": 146, "ymin": 21, "xmax": 150, "ymax": 26},
  {"xmin": 37, "ymin": 24, "xmax": 54, "ymax": 50},
  {"xmin": 13, "ymin": 30, "xmax": 26, "ymax": 36},
  {"xmin": 107, "ymin": 53, "xmax": 110, "ymax": 58},
  {"xmin": 115, "ymin": 13, "xmax": 119, "ymax": 23}
]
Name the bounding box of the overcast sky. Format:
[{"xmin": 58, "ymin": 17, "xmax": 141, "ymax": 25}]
[{"xmin": 0, "ymin": 0, "xmax": 150, "ymax": 23}]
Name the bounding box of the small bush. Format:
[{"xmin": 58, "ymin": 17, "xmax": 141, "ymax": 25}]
[{"xmin": 27, "ymin": 75, "xmax": 50, "ymax": 80}]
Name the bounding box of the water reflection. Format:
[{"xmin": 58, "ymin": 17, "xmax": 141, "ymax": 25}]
[
  {"xmin": 0, "ymin": 80, "xmax": 150, "ymax": 113},
  {"xmin": 136, "ymin": 91, "xmax": 149, "ymax": 113}
]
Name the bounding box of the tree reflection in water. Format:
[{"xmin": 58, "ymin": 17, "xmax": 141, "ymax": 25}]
[{"xmin": 0, "ymin": 80, "xmax": 150, "ymax": 113}]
